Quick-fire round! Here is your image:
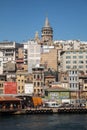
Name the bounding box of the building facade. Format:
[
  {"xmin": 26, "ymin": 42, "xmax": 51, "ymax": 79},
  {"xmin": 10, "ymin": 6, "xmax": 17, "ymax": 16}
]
[
  {"xmin": 32, "ymin": 66, "xmax": 44, "ymax": 95},
  {"xmin": 28, "ymin": 40, "xmax": 41, "ymax": 73},
  {"xmin": 60, "ymin": 50, "xmax": 87, "ymax": 74}
]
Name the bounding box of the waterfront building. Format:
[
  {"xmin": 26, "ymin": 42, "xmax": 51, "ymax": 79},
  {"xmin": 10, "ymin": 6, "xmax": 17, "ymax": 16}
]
[
  {"xmin": 59, "ymin": 72, "xmax": 69, "ymax": 89},
  {"xmin": 45, "ymin": 87, "xmax": 70, "ymax": 103},
  {"xmin": 4, "ymin": 82, "xmax": 17, "ymax": 94},
  {"xmin": 0, "ymin": 75, "xmax": 6, "ymax": 94},
  {"xmin": 0, "ymin": 96, "xmax": 22, "ymax": 112},
  {"xmin": 81, "ymin": 77, "xmax": 87, "ymax": 92},
  {"xmin": 24, "ymin": 83, "xmax": 34, "ymax": 95},
  {"xmin": 44, "ymin": 75, "xmax": 56, "ymax": 87}
]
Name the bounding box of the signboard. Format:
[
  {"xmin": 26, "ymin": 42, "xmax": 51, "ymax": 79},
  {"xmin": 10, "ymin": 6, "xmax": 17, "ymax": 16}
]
[
  {"xmin": 59, "ymin": 92, "xmax": 69, "ymax": 99},
  {"xmin": 4, "ymin": 82, "xmax": 17, "ymax": 94},
  {"xmin": 49, "ymin": 92, "xmax": 69, "ymax": 100}
]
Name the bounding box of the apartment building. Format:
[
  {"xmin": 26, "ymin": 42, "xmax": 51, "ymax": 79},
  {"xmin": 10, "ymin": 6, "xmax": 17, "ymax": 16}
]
[
  {"xmin": 0, "ymin": 41, "xmax": 20, "ymax": 82},
  {"xmin": 40, "ymin": 46, "xmax": 58, "ymax": 71},
  {"xmin": 27, "ymin": 40, "xmax": 41, "ymax": 73},
  {"xmin": 15, "ymin": 44, "xmax": 24, "ymax": 71},
  {"xmin": 16, "ymin": 71, "xmax": 26, "ymax": 94},
  {"xmin": 0, "ymin": 41, "xmax": 16, "ymax": 62},
  {"xmin": 0, "ymin": 50, "xmax": 3, "ymax": 74},
  {"xmin": 32, "ymin": 66, "xmax": 44, "ymax": 95},
  {"xmin": 68, "ymin": 69, "xmax": 79, "ymax": 90},
  {"xmin": 60, "ymin": 49, "xmax": 87, "ymax": 75},
  {"xmin": 0, "ymin": 75, "xmax": 6, "ymax": 94}
]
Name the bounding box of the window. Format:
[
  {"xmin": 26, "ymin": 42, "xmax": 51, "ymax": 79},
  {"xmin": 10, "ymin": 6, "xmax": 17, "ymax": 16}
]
[
  {"xmin": 34, "ymin": 75, "xmax": 36, "ymax": 79},
  {"xmin": 66, "ymin": 61, "xmax": 71, "ymax": 64},
  {"xmin": 21, "ymin": 80, "xmax": 24, "ymax": 82},
  {"xmin": 73, "ymin": 66, "xmax": 77, "ymax": 69},
  {"xmin": 66, "ymin": 51, "xmax": 70, "ymax": 54},
  {"xmin": 66, "ymin": 56, "xmax": 71, "ymax": 59},
  {"xmin": 37, "ymin": 75, "xmax": 40, "ymax": 79},
  {"xmin": 73, "ymin": 61, "xmax": 77, "ymax": 64},
  {"xmin": 37, "ymin": 82, "xmax": 40, "ymax": 86},
  {"xmin": 79, "ymin": 61, "xmax": 84, "ymax": 63},
  {"xmin": 79, "ymin": 51, "xmax": 83, "ymax": 54},
  {"xmin": 75, "ymin": 71, "xmax": 77, "ymax": 74},
  {"xmin": 79, "ymin": 65, "xmax": 83, "ymax": 68},
  {"xmin": 66, "ymin": 66, "xmax": 71, "ymax": 69},
  {"xmin": 34, "ymin": 82, "xmax": 36, "ymax": 87},
  {"xmin": 41, "ymin": 82, "xmax": 43, "ymax": 86},
  {"xmin": 79, "ymin": 56, "xmax": 83, "ymax": 59},
  {"xmin": 73, "ymin": 56, "xmax": 77, "ymax": 59},
  {"xmin": 0, "ymin": 61, "xmax": 1, "ymax": 66},
  {"xmin": 73, "ymin": 52, "xmax": 76, "ymax": 54},
  {"xmin": 85, "ymin": 86, "xmax": 87, "ymax": 89},
  {"xmin": 72, "ymin": 71, "xmax": 74, "ymax": 74},
  {"xmin": 18, "ymin": 86, "xmax": 20, "ymax": 90}
]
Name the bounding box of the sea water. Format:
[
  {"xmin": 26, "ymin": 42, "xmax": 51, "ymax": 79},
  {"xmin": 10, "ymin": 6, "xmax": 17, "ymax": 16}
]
[{"xmin": 0, "ymin": 114, "xmax": 87, "ymax": 130}]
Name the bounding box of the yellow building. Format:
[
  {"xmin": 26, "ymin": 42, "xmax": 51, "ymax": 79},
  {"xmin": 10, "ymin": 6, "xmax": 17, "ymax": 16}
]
[{"xmin": 16, "ymin": 72, "xmax": 33, "ymax": 94}]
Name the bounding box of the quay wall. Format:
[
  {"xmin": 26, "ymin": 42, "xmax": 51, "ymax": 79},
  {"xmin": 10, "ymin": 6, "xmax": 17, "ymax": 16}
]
[{"xmin": 14, "ymin": 108, "xmax": 87, "ymax": 115}]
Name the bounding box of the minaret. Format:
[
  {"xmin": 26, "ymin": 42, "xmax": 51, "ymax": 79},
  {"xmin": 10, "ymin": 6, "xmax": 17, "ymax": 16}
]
[
  {"xmin": 41, "ymin": 17, "xmax": 53, "ymax": 44},
  {"xmin": 34, "ymin": 31, "xmax": 40, "ymax": 44}
]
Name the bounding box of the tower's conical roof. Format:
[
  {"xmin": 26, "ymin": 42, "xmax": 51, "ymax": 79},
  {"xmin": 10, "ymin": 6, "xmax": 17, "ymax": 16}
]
[{"xmin": 44, "ymin": 17, "xmax": 50, "ymax": 27}]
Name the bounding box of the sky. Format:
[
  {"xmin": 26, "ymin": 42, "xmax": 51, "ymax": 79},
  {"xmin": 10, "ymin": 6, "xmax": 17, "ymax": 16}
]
[{"xmin": 0, "ymin": 0, "xmax": 87, "ymax": 43}]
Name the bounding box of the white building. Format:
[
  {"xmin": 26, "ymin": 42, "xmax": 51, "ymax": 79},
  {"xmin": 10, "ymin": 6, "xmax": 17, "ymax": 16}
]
[
  {"xmin": 60, "ymin": 49, "xmax": 87, "ymax": 75},
  {"xmin": 24, "ymin": 83, "xmax": 34, "ymax": 94},
  {"xmin": 0, "ymin": 51, "xmax": 3, "ymax": 74},
  {"xmin": 23, "ymin": 40, "xmax": 41, "ymax": 73},
  {"xmin": 0, "ymin": 41, "xmax": 16, "ymax": 63},
  {"xmin": 0, "ymin": 41, "xmax": 16, "ymax": 78},
  {"xmin": 68, "ymin": 69, "xmax": 79, "ymax": 90},
  {"xmin": 28, "ymin": 41, "xmax": 41, "ymax": 73}
]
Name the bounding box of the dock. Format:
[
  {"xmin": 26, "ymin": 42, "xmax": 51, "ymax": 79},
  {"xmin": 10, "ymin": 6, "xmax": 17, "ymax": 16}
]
[{"xmin": 14, "ymin": 107, "xmax": 87, "ymax": 115}]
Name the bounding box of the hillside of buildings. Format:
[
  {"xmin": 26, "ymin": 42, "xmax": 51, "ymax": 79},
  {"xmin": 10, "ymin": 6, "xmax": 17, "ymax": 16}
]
[{"xmin": 0, "ymin": 17, "xmax": 87, "ymax": 105}]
